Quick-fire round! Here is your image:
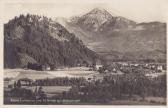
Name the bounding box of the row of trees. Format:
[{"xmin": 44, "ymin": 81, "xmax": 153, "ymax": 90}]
[{"xmin": 35, "ymin": 77, "xmax": 88, "ymax": 86}]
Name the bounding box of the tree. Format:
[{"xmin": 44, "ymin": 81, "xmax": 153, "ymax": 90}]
[
  {"xmin": 37, "ymin": 86, "xmax": 47, "ymax": 102},
  {"xmin": 16, "ymin": 80, "xmax": 21, "ymax": 88},
  {"xmin": 14, "ymin": 81, "xmax": 17, "ymax": 88}
]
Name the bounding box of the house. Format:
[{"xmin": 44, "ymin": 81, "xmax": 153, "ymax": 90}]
[
  {"xmin": 41, "ymin": 64, "xmax": 51, "ymax": 71},
  {"xmin": 18, "ymin": 78, "xmax": 34, "ymax": 86},
  {"xmin": 157, "ymin": 65, "xmax": 163, "ymax": 72},
  {"xmin": 112, "ymin": 68, "xmax": 116, "ymax": 72},
  {"xmin": 121, "ymin": 62, "xmax": 129, "ymax": 66},
  {"xmin": 104, "ymin": 69, "xmax": 109, "ymax": 73},
  {"xmin": 94, "ymin": 59, "xmax": 103, "ymax": 70},
  {"xmin": 96, "ymin": 65, "xmax": 103, "ymax": 70}
]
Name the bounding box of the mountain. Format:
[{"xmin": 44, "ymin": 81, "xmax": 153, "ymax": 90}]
[
  {"xmin": 4, "ymin": 14, "xmax": 99, "ymax": 68},
  {"xmin": 56, "ymin": 8, "xmax": 166, "ymax": 62},
  {"xmin": 73, "ymin": 8, "xmax": 136, "ymax": 31}
]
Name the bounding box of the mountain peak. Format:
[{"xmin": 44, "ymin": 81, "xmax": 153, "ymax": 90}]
[
  {"xmin": 87, "ymin": 8, "xmax": 112, "ymax": 17},
  {"xmin": 71, "ymin": 8, "xmax": 136, "ymax": 32},
  {"xmin": 89, "ymin": 8, "xmax": 107, "ymax": 13},
  {"xmin": 77, "ymin": 8, "xmax": 114, "ymax": 31}
]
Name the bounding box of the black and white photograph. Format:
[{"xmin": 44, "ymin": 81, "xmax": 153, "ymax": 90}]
[{"xmin": 2, "ymin": 0, "xmax": 167, "ymax": 106}]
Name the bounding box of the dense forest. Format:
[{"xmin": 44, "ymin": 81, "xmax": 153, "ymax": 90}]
[{"xmin": 4, "ymin": 14, "xmax": 98, "ymax": 68}]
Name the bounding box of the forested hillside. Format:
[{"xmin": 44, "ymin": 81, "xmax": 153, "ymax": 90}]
[{"xmin": 4, "ymin": 14, "xmax": 98, "ymax": 68}]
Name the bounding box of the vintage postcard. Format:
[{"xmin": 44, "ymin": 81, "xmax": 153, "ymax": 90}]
[{"xmin": 1, "ymin": 0, "xmax": 167, "ymax": 107}]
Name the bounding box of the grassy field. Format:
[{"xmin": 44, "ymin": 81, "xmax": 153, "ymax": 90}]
[
  {"xmin": 48, "ymin": 70, "xmax": 97, "ymax": 78},
  {"xmin": 23, "ymin": 86, "xmax": 71, "ymax": 94},
  {"xmin": 145, "ymin": 97, "xmax": 166, "ymax": 104},
  {"xmin": 4, "ymin": 68, "xmax": 97, "ymax": 81},
  {"xmin": 4, "ymin": 70, "xmax": 20, "ymax": 79}
]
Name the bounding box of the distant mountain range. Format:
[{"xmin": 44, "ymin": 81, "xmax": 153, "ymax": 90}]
[
  {"xmin": 4, "ymin": 14, "xmax": 98, "ymax": 68},
  {"xmin": 56, "ymin": 8, "xmax": 166, "ymax": 62}
]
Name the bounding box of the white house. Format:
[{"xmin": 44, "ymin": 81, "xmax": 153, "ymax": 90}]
[
  {"xmin": 157, "ymin": 65, "xmax": 163, "ymax": 71},
  {"xmin": 96, "ymin": 65, "xmax": 103, "ymax": 70}
]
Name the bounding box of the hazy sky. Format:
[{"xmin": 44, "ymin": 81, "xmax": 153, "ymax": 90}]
[{"xmin": 3, "ymin": 0, "xmax": 167, "ymax": 23}]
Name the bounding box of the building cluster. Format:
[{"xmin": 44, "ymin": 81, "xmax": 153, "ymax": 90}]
[{"xmin": 96, "ymin": 62, "xmax": 166, "ymax": 76}]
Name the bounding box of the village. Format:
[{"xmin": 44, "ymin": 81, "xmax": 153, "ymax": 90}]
[{"xmin": 24, "ymin": 60, "xmax": 167, "ymax": 80}]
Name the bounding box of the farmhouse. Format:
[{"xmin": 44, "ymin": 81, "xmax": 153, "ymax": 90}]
[
  {"xmin": 41, "ymin": 65, "xmax": 51, "ymax": 71},
  {"xmin": 157, "ymin": 65, "xmax": 163, "ymax": 71},
  {"xmin": 95, "ymin": 59, "xmax": 103, "ymax": 70},
  {"xmin": 17, "ymin": 78, "xmax": 34, "ymax": 86}
]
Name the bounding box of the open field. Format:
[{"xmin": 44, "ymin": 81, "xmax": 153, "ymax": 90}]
[
  {"xmin": 23, "ymin": 86, "xmax": 71, "ymax": 94},
  {"xmin": 48, "ymin": 70, "xmax": 97, "ymax": 78},
  {"xmin": 4, "ymin": 69, "xmax": 55, "ymax": 81},
  {"xmin": 4, "ymin": 68, "xmax": 97, "ymax": 81},
  {"xmin": 108, "ymin": 100, "xmax": 163, "ymax": 105},
  {"xmin": 145, "ymin": 97, "xmax": 167, "ymax": 104}
]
